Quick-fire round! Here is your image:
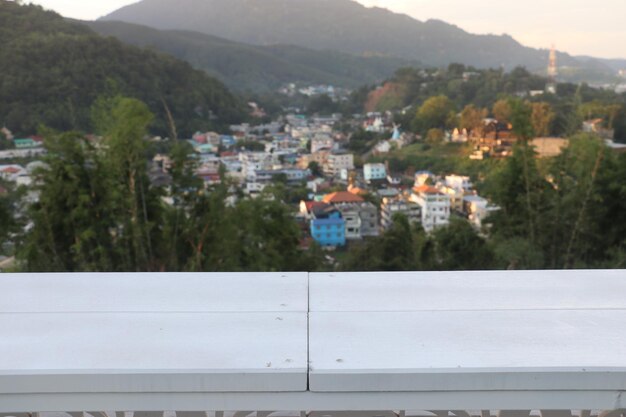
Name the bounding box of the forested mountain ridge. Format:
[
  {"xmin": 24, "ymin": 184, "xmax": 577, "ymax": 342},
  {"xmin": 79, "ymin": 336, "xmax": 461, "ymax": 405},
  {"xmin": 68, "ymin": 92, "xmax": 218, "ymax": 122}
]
[
  {"xmin": 86, "ymin": 20, "xmax": 417, "ymax": 92},
  {"xmin": 101, "ymin": 0, "xmax": 619, "ymax": 81},
  {"xmin": 0, "ymin": 1, "xmax": 244, "ymax": 136}
]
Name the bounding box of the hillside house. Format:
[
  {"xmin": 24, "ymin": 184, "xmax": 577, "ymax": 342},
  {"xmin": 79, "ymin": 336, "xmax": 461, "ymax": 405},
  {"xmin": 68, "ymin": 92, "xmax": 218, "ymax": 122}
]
[
  {"xmin": 363, "ymin": 163, "xmax": 387, "ymax": 183},
  {"xmin": 324, "ymin": 152, "xmax": 354, "ymax": 177},
  {"xmin": 14, "ymin": 138, "xmax": 42, "ymax": 149},
  {"xmin": 583, "ymin": 119, "xmax": 615, "ymax": 140},
  {"xmin": 380, "ymin": 197, "xmax": 422, "ymax": 230},
  {"xmin": 335, "ymin": 202, "xmax": 380, "ymax": 239},
  {"xmin": 411, "ymin": 185, "xmax": 451, "ymax": 232},
  {"xmin": 464, "ymin": 195, "xmax": 500, "ymax": 230},
  {"xmin": 310, "ymin": 205, "xmax": 346, "ymax": 247}
]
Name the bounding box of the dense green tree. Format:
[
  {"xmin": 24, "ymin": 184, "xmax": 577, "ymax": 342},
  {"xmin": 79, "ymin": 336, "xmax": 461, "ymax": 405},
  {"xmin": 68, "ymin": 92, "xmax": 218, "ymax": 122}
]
[
  {"xmin": 0, "ymin": 1, "xmax": 244, "ymax": 136},
  {"xmin": 0, "ymin": 190, "xmax": 14, "ymax": 251},
  {"xmin": 308, "ymin": 161, "xmax": 322, "ymax": 177},
  {"xmin": 19, "ymin": 132, "xmax": 119, "ymax": 271},
  {"xmin": 482, "ymin": 145, "xmax": 548, "ymax": 244},
  {"xmin": 430, "ymin": 218, "xmax": 495, "ymax": 270},
  {"xmin": 342, "ymin": 214, "xmax": 418, "ymax": 271},
  {"xmin": 415, "ymin": 95, "xmax": 456, "ymax": 133},
  {"xmin": 348, "ymin": 129, "xmax": 380, "ymax": 154},
  {"xmin": 483, "ymin": 131, "xmax": 626, "ymax": 269},
  {"xmin": 459, "ymin": 104, "xmax": 488, "ymax": 133},
  {"xmin": 492, "ymin": 99, "xmax": 513, "ymax": 124},
  {"xmin": 425, "ymin": 128, "xmax": 445, "ymax": 144},
  {"xmin": 531, "ymin": 102, "xmax": 556, "ymax": 137},
  {"xmin": 307, "ymin": 94, "xmax": 339, "ymax": 115},
  {"xmin": 97, "ymin": 97, "xmax": 164, "ymax": 271}
]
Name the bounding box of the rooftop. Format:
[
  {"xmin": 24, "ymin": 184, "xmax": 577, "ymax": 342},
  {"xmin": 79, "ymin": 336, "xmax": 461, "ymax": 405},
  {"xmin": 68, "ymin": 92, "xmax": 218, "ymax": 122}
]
[
  {"xmin": 413, "ymin": 184, "xmax": 443, "ymax": 195},
  {"xmin": 322, "ymin": 191, "xmax": 365, "ymax": 204}
]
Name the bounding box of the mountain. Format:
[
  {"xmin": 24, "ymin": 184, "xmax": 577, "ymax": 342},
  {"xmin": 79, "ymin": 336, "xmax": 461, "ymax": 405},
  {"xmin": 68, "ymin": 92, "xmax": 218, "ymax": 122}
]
[
  {"xmin": 0, "ymin": 2, "xmax": 244, "ymax": 136},
  {"xmin": 101, "ymin": 0, "xmax": 619, "ymax": 80},
  {"xmin": 85, "ymin": 20, "xmax": 417, "ymax": 92},
  {"xmin": 575, "ymin": 56, "xmax": 626, "ymax": 71}
]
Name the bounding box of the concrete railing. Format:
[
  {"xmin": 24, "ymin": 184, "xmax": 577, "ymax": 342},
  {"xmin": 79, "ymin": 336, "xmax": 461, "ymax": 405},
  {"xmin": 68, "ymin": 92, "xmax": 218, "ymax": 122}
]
[{"xmin": 1, "ymin": 271, "xmax": 625, "ymax": 413}]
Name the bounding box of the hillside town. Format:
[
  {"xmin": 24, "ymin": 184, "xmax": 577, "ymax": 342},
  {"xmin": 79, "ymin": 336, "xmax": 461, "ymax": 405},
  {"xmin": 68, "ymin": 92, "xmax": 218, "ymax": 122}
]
[{"xmin": 2, "ymin": 97, "xmax": 623, "ymax": 261}]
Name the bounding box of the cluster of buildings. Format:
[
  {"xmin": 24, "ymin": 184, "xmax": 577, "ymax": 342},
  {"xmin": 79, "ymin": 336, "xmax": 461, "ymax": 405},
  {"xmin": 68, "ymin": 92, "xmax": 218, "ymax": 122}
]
[
  {"xmin": 149, "ymin": 111, "xmax": 501, "ymax": 249},
  {"xmin": 298, "ymin": 168, "xmax": 498, "ymax": 248},
  {"xmin": 148, "ymin": 113, "xmax": 359, "ymax": 198},
  {"xmin": 378, "ymin": 172, "xmax": 498, "ymax": 236},
  {"xmin": 299, "ymin": 191, "xmax": 380, "ymax": 247},
  {"xmin": 463, "ymin": 118, "xmax": 520, "ymax": 160},
  {"xmin": 278, "ymin": 84, "xmax": 350, "ymax": 100},
  {"xmin": 464, "ymin": 117, "xmax": 623, "ymax": 160},
  {"xmin": 0, "ymin": 131, "xmax": 46, "ymax": 160},
  {"xmin": 3, "ymin": 108, "xmax": 503, "ymax": 253}
]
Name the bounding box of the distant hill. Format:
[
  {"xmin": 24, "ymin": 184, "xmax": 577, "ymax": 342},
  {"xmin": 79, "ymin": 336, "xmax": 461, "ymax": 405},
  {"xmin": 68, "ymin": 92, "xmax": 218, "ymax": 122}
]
[
  {"xmin": 0, "ymin": 2, "xmax": 244, "ymax": 136},
  {"xmin": 101, "ymin": 0, "xmax": 619, "ymax": 82},
  {"xmin": 86, "ymin": 20, "xmax": 417, "ymax": 92}
]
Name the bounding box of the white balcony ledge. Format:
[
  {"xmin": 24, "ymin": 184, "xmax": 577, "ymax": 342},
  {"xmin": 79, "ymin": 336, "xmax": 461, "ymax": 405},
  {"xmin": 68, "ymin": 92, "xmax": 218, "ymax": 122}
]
[{"xmin": 0, "ymin": 270, "xmax": 625, "ymax": 412}]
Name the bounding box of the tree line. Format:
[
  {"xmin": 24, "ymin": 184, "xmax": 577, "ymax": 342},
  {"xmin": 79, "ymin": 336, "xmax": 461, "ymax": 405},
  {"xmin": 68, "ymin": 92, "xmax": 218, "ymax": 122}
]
[{"xmin": 14, "ymin": 97, "xmax": 323, "ymax": 272}]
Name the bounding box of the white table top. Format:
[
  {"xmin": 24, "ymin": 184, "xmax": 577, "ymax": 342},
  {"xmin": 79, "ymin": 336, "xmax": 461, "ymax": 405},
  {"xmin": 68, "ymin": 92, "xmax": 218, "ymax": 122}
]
[
  {"xmin": 0, "ymin": 273, "xmax": 308, "ymax": 313},
  {"xmin": 0, "ymin": 273, "xmax": 308, "ymax": 393},
  {"xmin": 310, "ymin": 270, "xmax": 626, "ymax": 312},
  {"xmin": 309, "ymin": 270, "xmax": 626, "ymax": 392},
  {"xmin": 2, "ymin": 270, "xmax": 626, "ymax": 405}
]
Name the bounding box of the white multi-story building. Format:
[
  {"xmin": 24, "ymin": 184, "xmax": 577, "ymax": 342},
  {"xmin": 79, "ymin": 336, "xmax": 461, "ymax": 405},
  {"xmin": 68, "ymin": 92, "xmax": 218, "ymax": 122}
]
[
  {"xmin": 374, "ymin": 141, "xmax": 391, "ymax": 154},
  {"xmin": 445, "ymin": 175, "xmax": 473, "ymax": 192},
  {"xmin": 411, "ymin": 185, "xmax": 451, "ymax": 232},
  {"xmin": 439, "ymin": 185, "xmax": 466, "ymax": 213},
  {"xmin": 363, "ymin": 163, "xmax": 387, "ymax": 182},
  {"xmin": 380, "ymin": 197, "xmax": 422, "ymax": 230},
  {"xmin": 240, "ymin": 152, "xmax": 273, "ymax": 180},
  {"xmin": 311, "ymin": 134, "xmax": 334, "ymax": 153},
  {"xmin": 463, "ymin": 195, "xmax": 500, "ymax": 230},
  {"xmin": 325, "ymin": 152, "xmax": 354, "ymax": 177}
]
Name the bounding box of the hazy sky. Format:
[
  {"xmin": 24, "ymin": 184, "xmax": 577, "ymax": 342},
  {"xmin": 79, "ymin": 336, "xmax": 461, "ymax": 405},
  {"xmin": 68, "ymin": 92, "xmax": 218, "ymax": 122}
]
[{"xmin": 26, "ymin": 0, "xmax": 626, "ymax": 59}]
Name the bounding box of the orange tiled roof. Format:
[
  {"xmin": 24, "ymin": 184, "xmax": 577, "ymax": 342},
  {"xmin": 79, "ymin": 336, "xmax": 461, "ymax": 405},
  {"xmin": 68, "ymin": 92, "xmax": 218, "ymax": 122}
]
[
  {"xmin": 303, "ymin": 201, "xmax": 329, "ymax": 212},
  {"xmin": 413, "ymin": 185, "xmax": 442, "ymax": 195},
  {"xmin": 348, "ymin": 185, "xmax": 368, "ymax": 196},
  {"xmin": 322, "ymin": 191, "xmax": 365, "ymax": 204}
]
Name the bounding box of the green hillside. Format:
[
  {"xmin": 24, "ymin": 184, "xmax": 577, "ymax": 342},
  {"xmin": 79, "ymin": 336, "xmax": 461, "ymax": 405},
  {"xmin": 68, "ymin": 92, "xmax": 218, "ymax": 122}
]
[
  {"xmin": 0, "ymin": 2, "xmax": 244, "ymax": 136},
  {"xmin": 86, "ymin": 20, "xmax": 417, "ymax": 92}
]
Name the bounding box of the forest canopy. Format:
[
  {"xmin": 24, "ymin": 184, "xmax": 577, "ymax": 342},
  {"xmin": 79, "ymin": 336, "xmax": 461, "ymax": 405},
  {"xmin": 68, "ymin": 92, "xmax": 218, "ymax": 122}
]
[{"xmin": 0, "ymin": 1, "xmax": 245, "ymax": 137}]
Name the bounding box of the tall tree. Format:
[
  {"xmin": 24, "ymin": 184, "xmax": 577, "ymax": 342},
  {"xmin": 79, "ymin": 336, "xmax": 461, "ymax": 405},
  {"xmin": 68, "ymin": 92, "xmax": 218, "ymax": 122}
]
[
  {"xmin": 531, "ymin": 102, "xmax": 556, "ymax": 137},
  {"xmin": 415, "ymin": 95, "xmax": 456, "ymax": 133},
  {"xmin": 492, "ymin": 99, "xmax": 513, "ymax": 124},
  {"xmin": 431, "ymin": 218, "xmax": 495, "ymax": 270},
  {"xmin": 459, "ymin": 104, "xmax": 488, "ymax": 133},
  {"xmin": 19, "ymin": 132, "xmax": 119, "ymax": 271},
  {"xmin": 94, "ymin": 96, "xmax": 163, "ymax": 271}
]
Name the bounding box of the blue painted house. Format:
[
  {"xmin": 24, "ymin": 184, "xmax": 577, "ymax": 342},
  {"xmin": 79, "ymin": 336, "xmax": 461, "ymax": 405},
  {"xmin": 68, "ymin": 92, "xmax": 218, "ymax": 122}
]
[
  {"xmin": 310, "ymin": 205, "xmax": 346, "ymax": 247},
  {"xmin": 220, "ymin": 135, "xmax": 237, "ymax": 148}
]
